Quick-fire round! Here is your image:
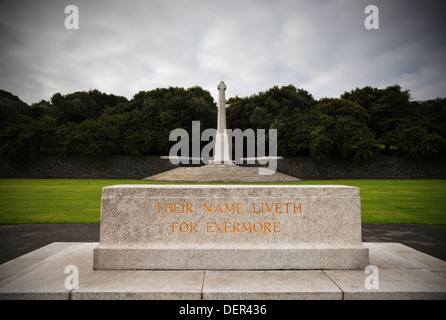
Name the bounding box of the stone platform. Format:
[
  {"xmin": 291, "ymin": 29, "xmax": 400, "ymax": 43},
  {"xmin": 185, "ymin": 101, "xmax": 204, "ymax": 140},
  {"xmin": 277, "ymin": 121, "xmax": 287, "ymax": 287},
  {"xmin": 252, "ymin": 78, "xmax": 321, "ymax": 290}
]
[
  {"xmin": 143, "ymin": 164, "xmax": 299, "ymax": 182},
  {"xmin": 1, "ymin": 242, "xmax": 445, "ymax": 300}
]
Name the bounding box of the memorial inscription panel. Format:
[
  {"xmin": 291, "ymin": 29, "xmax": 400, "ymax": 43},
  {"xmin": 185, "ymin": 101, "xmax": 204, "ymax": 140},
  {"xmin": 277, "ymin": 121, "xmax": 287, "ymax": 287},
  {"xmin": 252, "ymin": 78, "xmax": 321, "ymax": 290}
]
[{"xmin": 93, "ymin": 185, "xmax": 369, "ymax": 270}]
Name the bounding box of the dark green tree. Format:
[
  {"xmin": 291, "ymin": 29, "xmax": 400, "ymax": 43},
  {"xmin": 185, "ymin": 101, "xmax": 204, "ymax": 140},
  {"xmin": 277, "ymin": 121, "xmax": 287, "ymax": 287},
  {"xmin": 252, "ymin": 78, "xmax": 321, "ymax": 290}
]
[
  {"xmin": 94, "ymin": 86, "xmax": 216, "ymax": 156},
  {"xmin": 308, "ymin": 98, "xmax": 378, "ymax": 160},
  {"xmin": 227, "ymin": 85, "xmax": 315, "ymax": 131},
  {"xmin": 368, "ymin": 85, "xmax": 413, "ymax": 153},
  {"xmin": 413, "ymin": 98, "xmax": 446, "ymax": 138},
  {"xmin": 48, "ymin": 89, "xmax": 128, "ymax": 124},
  {"xmin": 226, "ymin": 85, "xmax": 316, "ymax": 157},
  {"xmin": 394, "ymin": 125, "xmax": 446, "ymax": 158},
  {"xmin": 0, "ymin": 115, "xmax": 58, "ymax": 161},
  {"xmin": 341, "ymin": 86, "xmax": 383, "ymax": 111},
  {"xmin": 0, "ymin": 90, "xmax": 29, "ymax": 128}
]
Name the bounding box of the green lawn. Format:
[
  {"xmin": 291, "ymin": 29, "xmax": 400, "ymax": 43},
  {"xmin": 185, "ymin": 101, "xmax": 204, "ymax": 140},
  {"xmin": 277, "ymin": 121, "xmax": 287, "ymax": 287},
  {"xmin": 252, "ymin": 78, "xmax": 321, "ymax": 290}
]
[
  {"xmin": 0, "ymin": 179, "xmax": 445, "ymax": 225},
  {"xmin": 293, "ymin": 179, "xmax": 446, "ymax": 225}
]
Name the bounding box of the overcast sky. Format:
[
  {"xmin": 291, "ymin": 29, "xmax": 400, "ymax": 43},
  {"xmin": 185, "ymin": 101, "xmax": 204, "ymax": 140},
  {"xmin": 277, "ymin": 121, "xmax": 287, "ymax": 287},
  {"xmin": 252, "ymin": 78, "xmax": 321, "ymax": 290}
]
[{"xmin": 1, "ymin": 0, "xmax": 445, "ymax": 105}]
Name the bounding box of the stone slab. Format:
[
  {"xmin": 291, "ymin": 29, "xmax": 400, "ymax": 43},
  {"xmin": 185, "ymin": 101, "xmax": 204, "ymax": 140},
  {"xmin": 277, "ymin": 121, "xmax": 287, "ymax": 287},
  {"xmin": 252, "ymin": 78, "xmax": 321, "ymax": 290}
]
[
  {"xmin": 325, "ymin": 269, "xmax": 446, "ymax": 300},
  {"xmin": 365, "ymin": 242, "xmax": 446, "ymax": 271},
  {"xmin": 363, "ymin": 243, "xmax": 426, "ymax": 269},
  {"xmin": 94, "ymin": 185, "xmax": 368, "ymax": 270},
  {"xmin": 0, "ymin": 242, "xmax": 82, "ymax": 286},
  {"xmin": 72, "ymin": 270, "xmax": 204, "ymax": 300},
  {"xmin": 1, "ymin": 242, "xmax": 445, "ymax": 300},
  {"xmin": 94, "ymin": 245, "xmax": 368, "ymax": 270},
  {"xmin": 0, "ymin": 243, "xmax": 96, "ymax": 300},
  {"xmin": 202, "ymin": 270, "xmax": 342, "ymax": 300}
]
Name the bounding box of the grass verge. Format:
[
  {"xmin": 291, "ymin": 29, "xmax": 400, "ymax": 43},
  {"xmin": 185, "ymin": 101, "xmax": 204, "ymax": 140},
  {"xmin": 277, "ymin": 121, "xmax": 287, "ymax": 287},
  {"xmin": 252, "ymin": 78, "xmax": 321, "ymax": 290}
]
[{"xmin": 0, "ymin": 179, "xmax": 444, "ymax": 225}]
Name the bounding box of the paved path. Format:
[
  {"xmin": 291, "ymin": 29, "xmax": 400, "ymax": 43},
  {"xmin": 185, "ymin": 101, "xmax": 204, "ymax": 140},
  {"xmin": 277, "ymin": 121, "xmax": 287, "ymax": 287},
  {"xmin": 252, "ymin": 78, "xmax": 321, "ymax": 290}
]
[{"xmin": 0, "ymin": 223, "xmax": 445, "ymax": 264}]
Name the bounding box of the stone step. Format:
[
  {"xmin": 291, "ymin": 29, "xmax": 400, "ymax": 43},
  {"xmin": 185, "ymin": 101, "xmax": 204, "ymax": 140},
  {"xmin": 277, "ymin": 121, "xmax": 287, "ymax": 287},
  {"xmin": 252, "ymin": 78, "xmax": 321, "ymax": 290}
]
[
  {"xmin": 1, "ymin": 242, "xmax": 445, "ymax": 300},
  {"xmin": 143, "ymin": 165, "xmax": 300, "ymax": 183}
]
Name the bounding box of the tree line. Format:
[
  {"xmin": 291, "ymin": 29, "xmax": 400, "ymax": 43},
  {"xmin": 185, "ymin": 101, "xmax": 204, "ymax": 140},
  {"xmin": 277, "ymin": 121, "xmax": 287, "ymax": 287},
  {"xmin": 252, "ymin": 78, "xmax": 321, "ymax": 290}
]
[{"xmin": 0, "ymin": 84, "xmax": 445, "ymax": 162}]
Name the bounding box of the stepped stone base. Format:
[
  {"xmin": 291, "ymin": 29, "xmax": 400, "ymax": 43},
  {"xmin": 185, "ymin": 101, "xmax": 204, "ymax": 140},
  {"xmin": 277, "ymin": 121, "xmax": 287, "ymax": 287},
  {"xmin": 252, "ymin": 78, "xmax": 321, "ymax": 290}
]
[
  {"xmin": 1, "ymin": 242, "xmax": 445, "ymax": 300},
  {"xmin": 143, "ymin": 164, "xmax": 300, "ymax": 182}
]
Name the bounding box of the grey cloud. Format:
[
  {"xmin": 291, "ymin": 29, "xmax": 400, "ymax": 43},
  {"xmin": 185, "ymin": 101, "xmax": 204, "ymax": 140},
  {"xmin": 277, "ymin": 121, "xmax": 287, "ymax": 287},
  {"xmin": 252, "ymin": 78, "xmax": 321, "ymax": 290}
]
[{"xmin": 0, "ymin": 0, "xmax": 445, "ymax": 104}]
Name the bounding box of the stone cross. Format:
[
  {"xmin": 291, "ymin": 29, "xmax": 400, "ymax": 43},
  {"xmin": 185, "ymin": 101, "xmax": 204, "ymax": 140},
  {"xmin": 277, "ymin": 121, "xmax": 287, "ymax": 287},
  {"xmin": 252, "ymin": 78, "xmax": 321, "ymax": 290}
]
[
  {"xmin": 216, "ymin": 81, "xmax": 227, "ymax": 135},
  {"xmin": 212, "ymin": 81, "xmax": 231, "ymax": 164}
]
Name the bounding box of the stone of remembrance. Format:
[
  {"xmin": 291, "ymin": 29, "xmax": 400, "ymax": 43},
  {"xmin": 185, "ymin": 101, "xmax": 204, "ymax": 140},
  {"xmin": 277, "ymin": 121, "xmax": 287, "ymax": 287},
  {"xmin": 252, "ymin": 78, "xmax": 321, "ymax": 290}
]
[{"xmin": 93, "ymin": 185, "xmax": 369, "ymax": 270}]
